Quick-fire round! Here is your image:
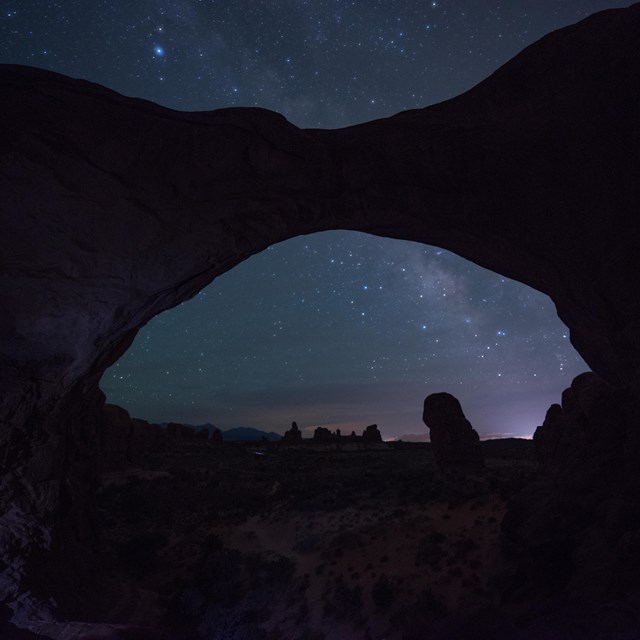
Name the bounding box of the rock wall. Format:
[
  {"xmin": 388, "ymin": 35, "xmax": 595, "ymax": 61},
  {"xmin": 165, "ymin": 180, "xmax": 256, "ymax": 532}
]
[
  {"xmin": 532, "ymin": 372, "xmax": 626, "ymax": 475},
  {"xmin": 100, "ymin": 404, "xmax": 167, "ymax": 470},
  {"xmin": 1, "ymin": 3, "xmax": 640, "ymax": 629},
  {"xmin": 100, "ymin": 406, "xmax": 217, "ymax": 470},
  {"xmin": 501, "ymin": 371, "xmax": 640, "ymax": 612}
]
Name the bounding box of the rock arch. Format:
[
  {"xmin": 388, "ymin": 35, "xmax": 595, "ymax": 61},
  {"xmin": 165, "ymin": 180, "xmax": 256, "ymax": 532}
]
[{"xmin": 0, "ymin": 3, "xmax": 639, "ymax": 625}]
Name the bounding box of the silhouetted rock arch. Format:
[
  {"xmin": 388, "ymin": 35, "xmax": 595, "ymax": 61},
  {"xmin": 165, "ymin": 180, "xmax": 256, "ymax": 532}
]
[{"xmin": 1, "ymin": 4, "xmax": 640, "ymax": 628}]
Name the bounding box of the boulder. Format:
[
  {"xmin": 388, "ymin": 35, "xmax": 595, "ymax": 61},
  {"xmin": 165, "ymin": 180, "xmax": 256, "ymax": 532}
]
[
  {"xmin": 422, "ymin": 393, "xmax": 484, "ymax": 471},
  {"xmin": 362, "ymin": 424, "xmax": 382, "ymax": 443},
  {"xmin": 533, "ymin": 372, "xmax": 624, "ymax": 475},
  {"xmin": 283, "ymin": 421, "xmax": 302, "ymax": 443},
  {"xmin": 313, "ymin": 427, "xmax": 334, "ymax": 442}
]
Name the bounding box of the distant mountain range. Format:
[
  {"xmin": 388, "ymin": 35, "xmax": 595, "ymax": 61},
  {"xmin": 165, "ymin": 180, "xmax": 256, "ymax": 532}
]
[{"xmin": 161, "ymin": 422, "xmax": 282, "ymax": 442}]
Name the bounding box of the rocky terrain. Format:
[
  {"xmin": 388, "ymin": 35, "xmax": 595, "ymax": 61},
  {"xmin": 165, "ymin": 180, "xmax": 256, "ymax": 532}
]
[{"xmin": 66, "ymin": 436, "xmax": 535, "ymax": 639}]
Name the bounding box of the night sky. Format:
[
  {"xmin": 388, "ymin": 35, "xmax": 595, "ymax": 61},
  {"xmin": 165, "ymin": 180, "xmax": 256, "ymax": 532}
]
[{"xmin": 1, "ymin": 1, "xmax": 625, "ymax": 439}]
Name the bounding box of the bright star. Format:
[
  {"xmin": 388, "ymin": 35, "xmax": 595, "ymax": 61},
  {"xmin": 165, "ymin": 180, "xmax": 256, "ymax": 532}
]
[{"xmin": 154, "ymin": 45, "xmax": 165, "ymax": 57}]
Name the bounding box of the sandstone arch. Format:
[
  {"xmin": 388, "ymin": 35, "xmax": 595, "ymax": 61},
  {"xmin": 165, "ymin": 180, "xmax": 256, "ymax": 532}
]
[{"xmin": 1, "ymin": 4, "xmax": 639, "ymax": 627}]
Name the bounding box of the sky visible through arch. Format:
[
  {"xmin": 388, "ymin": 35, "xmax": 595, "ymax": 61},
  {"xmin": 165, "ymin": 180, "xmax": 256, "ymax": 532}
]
[
  {"xmin": 1, "ymin": 0, "xmax": 620, "ymax": 438},
  {"xmin": 102, "ymin": 232, "xmax": 585, "ymax": 439}
]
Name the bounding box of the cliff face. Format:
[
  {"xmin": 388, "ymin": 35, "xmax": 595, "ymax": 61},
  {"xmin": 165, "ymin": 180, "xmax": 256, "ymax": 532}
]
[{"xmin": 1, "ymin": 3, "xmax": 640, "ymax": 630}]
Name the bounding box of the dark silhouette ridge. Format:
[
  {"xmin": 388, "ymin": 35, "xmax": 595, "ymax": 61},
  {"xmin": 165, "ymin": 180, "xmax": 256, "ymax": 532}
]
[
  {"xmin": 1, "ymin": 4, "xmax": 640, "ymax": 634},
  {"xmin": 311, "ymin": 423, "xmax": 383, "ymax": 443}
]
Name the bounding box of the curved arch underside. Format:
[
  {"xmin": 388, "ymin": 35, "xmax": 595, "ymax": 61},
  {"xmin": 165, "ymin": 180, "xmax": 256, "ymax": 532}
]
[{"xmin": 2, "ymin": 9, "xmax": 640, "ymax": 440}]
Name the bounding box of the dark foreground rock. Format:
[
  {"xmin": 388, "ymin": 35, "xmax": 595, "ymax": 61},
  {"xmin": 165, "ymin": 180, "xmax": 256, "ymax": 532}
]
[
  {"xmin": 101, "ymin": 404, "xmax": 167, "ymax": 470},
  {"xmin": 532, "ymin": 372, "xmax": 625, "ymax": 475},
  {"xmin": 101, "ymin": 405, "xmax": 222, "ymax": 470},
  {"xmin": 500, "ymin": 371, "xmax": 640, "ymax": 615}
]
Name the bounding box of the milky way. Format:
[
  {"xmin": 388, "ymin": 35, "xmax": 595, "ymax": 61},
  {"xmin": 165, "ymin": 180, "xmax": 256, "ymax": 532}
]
[{"xmin": 1, "ymin": 1, "xmax": 623, "ymax": 438}]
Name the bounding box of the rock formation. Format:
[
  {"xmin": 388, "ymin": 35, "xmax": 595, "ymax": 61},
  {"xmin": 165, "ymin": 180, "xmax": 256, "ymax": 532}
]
[
  {"xmin": 423, "ymin": 393, "xmax": 484, "ymax": 471},
  {"xmin": 0, "ymin": 3, "xmax": 640, "ymax": 632},
  {"xmin": 501, "ymin": 371, "xmax": 633, "ymax": 610},
  {"xmin": 313, "ymin": 426, "xmax": 334, "ymax": 442},
  {"xmin": 100, "ymin": 405, "xmax": 223, "ymax": 469},
  {"xmin": 101, "ymin": 404, "xmax": 166, "ymax": 470},
  {"xmin": 283, "ymin": 421, "xmax": 302, "ymax": 443},
  {"xmin": 532, "ymin": 403, "xmax": 564, "ymax": 470},
  {"xmin": 166, "ymin": 422, "xmax": 197, "ymax": 440},
  {"xmin": 362, "ymin": 424, "xmax": 382, "ymax": 443},
  {"xmin": 101, "ymin": 404, "xmax": 136, "ymax": 469},
  {"xmin": 312, "ymin": 424, "xmax": 383, "ymax": 444},
  {"xmin": 533, "ymin": 372, "xmax": 624, "ymax": 475}
]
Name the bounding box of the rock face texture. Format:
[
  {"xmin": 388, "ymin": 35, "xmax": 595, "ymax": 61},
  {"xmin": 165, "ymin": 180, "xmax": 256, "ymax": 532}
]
[
  {"xmin": 423, "ymin": 393, "xmax": 484, "ymax": 471},
  {"xmin": 1, "ymin": 3, "xmax": 640, "ymax": 631}
]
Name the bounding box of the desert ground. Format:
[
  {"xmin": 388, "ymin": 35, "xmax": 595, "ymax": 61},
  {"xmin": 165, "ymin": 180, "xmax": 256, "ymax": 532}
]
[{"xmin": 67, "ymin": 438, "xmax": 538, "ymax": 639}]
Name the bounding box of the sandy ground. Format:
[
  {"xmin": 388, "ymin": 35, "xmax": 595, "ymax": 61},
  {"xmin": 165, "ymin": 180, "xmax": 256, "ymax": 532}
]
[
  {"xmin": 93, "ymin": 441, "xmax": 534, "ymax": 639},
  {"xmin": 210, "ymin": 493, "xmax": 505, "ymax": 639}
]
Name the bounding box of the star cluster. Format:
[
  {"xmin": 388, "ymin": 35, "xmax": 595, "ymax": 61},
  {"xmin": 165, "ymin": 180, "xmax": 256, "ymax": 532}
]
[{"xmin": 1, "ymin": 1, "xmax": 622, "ymax": 438}]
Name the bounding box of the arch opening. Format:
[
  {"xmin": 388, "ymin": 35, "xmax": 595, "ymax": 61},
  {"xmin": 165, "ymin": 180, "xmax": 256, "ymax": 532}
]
[{"xmin": 100, "ymin": 230, "xmax": 587, "ymax": 441}]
